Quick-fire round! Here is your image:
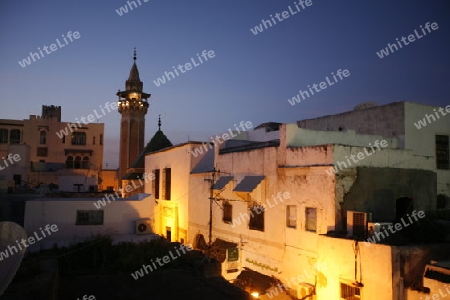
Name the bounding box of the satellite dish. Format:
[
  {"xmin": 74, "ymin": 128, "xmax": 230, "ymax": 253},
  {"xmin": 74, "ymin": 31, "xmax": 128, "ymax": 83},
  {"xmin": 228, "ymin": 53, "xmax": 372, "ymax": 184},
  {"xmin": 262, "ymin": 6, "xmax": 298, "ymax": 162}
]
[{"xmin": 0, "ymin": 222, "xmax": 28, "ymax": 297}]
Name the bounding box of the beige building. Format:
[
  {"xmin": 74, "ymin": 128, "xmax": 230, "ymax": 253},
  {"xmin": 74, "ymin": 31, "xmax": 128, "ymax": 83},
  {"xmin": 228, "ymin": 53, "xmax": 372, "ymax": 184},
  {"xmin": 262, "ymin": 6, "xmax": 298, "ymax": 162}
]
[{"xmin": 0, "ymin": 105, "xmax": 104, "ymax": 192}]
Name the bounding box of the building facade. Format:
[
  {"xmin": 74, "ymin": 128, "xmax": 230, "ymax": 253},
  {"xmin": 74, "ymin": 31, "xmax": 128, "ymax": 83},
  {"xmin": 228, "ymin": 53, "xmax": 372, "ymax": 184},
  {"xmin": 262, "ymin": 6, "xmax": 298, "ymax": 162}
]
[
  {"xmin": 297, "ymin": 101, "xmax": 450, "ymax": 200},
  {"xmin": 142, "ymin": 119, "xmax": 447, "ymax": 299},
  {"xmin": 0, "ymin": 105, "xmax": 104, "ymax": 192}
]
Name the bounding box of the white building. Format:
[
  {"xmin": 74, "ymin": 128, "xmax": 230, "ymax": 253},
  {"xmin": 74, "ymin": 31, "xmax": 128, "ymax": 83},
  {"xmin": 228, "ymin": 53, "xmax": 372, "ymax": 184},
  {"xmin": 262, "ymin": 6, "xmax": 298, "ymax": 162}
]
[
  {"xmin": 23, "ymin": 194, "xmax": 155, "ymax": 251},
  {"xmin": 143, "ymin": 119, "xmax": 448, "ymax": 299},
  {"xmin": 297, "ymin": 101, "xmax": 450, "ymax": 200},
  {"xmin": 144, "ymin": 141, "xmax": 214, "ymax": 244}
]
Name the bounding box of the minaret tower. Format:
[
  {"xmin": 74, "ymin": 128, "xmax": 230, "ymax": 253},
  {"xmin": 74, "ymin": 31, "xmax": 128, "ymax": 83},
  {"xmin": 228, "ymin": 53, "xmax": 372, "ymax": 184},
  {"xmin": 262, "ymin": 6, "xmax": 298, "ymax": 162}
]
[{"xmin": 117, "ymin": 48, "xmax": 150, "ymax": 186}]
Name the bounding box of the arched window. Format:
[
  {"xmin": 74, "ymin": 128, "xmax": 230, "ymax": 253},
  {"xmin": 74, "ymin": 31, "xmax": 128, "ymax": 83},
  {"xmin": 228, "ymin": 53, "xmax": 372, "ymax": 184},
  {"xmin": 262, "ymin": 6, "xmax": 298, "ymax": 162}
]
[
  {"xmin": 0, "ymin": 129, "xmax": 8, "ymax": 143},
  {"xmin": 66, "ymin": 156, "xmax": 74, "ymax": 169},
  {"xmin": 10, "ymin": 129, "xmax": 21, "ymax": 144},
  {"xmin": 82, "ymin": 156, "xmax": 90, "ymax": 169},
  {"xmin": 39, "ymin": 131, "xmax": 47, "ymax": 144},
  {"xmin": 93, "ymin": 136, "xmax": 96, "ymax": 145},
  {"xmin": 74, "ymin": 156, "xmax": 81, "ymax": 169}
]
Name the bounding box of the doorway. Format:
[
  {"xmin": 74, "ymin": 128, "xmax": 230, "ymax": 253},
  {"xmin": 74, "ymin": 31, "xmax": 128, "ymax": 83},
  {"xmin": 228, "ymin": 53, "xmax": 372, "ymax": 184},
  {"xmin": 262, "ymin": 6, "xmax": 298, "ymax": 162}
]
[
  {"xmin": 396, "ymin": 197, "xmax": 413, "ymax": 221},
  {"xmin": 166, "ymin": 226, "xmax": 172, "ymax": 242}
]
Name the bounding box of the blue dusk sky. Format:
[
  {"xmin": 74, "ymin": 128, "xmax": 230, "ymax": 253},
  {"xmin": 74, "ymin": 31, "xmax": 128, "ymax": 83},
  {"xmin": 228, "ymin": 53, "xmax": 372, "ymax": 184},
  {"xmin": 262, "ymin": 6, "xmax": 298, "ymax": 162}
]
[{"xmin": 0, "ymin": 0, "xmax": 449, "ymax": 168}]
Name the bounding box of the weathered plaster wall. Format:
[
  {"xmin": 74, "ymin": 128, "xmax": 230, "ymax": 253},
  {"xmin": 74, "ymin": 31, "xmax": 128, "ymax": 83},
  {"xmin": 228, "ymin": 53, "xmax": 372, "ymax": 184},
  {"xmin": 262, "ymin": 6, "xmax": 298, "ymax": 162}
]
[
  {"xmin": 341, "ymin": 167, "xmax": 437, "ymax": 221},
  {"xmin": 317, "ymin": 235, "xmax": 394, "ymax": 300}
]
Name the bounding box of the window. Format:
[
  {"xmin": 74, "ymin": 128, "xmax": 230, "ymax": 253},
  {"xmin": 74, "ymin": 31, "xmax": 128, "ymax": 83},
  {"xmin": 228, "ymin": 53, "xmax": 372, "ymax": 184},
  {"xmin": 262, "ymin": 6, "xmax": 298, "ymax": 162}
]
[
  {"xmin": 305, "ymin": 207, "xmax": 317, "ymax": 232},
  {"xmin": 76, "ymin": 210, "xmax": 104, "ymax": 225},
  {"xmin": 249, "ymin": 204, "xmax": 264, "ymax": 231},
  {"xmin": 437, "ymin": 194, "xmax": 447, "ymax": 210},
  {"xmin": 223, "ymin": 202, "xmax": 232, "ymax": 223},
  {"xmin": 352, "ymin": 212, "xmax": 368, "ymax": 237},
  {"xmin": 71, "ymin": 132, "xmax": 86, "ymax": 145},
  {"xmin": 0, "ymin": 129, "xmax": 8, "ymax": 143},
  {"xmin": 82, "ymin": 157, "xmax": 90, "ymax": 169},
  {"xmin": 39, "ymin": 131, "xmax": 46, "ymax": 144},
  {"xmin": 436, "ymin": 135, "xmax": 449, "ymax": 169},
  {"xmin": 340, "ymin": 282, "xmax": 361, "ymax": 300},
  {"xmin": 286, "ymin": 205, "xmax": 297, "ymax": 228},
  {"xmin": 74, "ymin": 156, "xmax": 81, "ymax": 169},
  {"xmin": 100, "ymin": 134, "xmax": 103, "ymax": 145},
  {"xmin": 62, "ymin": 135, "xmax": 65, "ymax": 144},
  {"xmin": 153, "ymin": 169, "xmax": 160, "ymax": 199},
  {"xmin": 13, "ymin": 174, "xmax": 21, "ymax": 185},
  {"xmin": 10, "ymin": 129, "xmax": 21, "ymax": 144},
  {"xmin": 162, "ymin": 168, "xmax": 171, "ymax": 200},
  {"xmin": 93, "ymin": 136, "xmax": 96, "ymax": 145},
  {"xmin": 66, "ymin": 156, "xmax": 74, "ymax": 168},
  {"xmin": 37, "ymin": 147, "xmax": 48, "ymax": 157}
]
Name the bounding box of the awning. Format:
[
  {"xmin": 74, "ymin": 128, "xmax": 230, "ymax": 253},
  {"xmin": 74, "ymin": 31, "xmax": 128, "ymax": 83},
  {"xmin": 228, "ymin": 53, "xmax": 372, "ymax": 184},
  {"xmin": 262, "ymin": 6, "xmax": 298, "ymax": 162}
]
[
  {"xmin": 233, "ymin": 176, "xmax": 265, "ymax": 192},
  {"xmin": 212, "ymin": 176, "xmax": 233, "ymax": 190},
  {"xmin": 234, "ymin": 267, "xmax": 280, "ymax": 297}
]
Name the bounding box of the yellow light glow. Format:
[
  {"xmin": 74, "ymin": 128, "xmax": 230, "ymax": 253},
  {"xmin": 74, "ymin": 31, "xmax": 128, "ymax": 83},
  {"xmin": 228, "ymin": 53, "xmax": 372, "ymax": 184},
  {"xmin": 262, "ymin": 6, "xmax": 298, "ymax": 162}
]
[{"xmin": 251, "ymin": 292, "xmax": 259, "ymax": 298}]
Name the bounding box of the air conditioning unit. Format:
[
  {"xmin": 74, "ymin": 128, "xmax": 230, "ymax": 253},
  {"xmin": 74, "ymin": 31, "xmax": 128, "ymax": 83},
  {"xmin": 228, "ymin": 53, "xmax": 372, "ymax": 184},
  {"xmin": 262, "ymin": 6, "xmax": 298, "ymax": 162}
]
[
  {"xmin": 367, "ymin": 222, "xmax": 393, "ymax": 241},
  {"xmin": 347, "ymin": 211, "xmax": 372, "ymax": 238},
  {"xmin": 297, "ymin": 283, "xmax": 315, "ymax": 300},
  {"xmin": 135, "ymin": 218, "xmax": 152, "ymax": 235}
]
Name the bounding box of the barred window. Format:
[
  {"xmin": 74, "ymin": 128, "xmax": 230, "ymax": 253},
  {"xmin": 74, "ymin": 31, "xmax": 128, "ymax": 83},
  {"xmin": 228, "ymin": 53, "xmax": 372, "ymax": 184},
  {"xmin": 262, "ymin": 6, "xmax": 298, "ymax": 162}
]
[
  {"xmin": 10, "ymin": 129, "xmax": 21, "ymax": 144},
  {"xmin": 71, "ymin": 132, "xmax": 86, "ymax": 145},
  {"xmin": 76, "ymin": 210, "xmax": 104, "ymax": 225},
  {"xmin": 340, "ymin": 282, "xmax": 361, "ymax": 299},
  {"xmin": 0, "ymin": 129, "xmax": 8, "ymax": 143}
]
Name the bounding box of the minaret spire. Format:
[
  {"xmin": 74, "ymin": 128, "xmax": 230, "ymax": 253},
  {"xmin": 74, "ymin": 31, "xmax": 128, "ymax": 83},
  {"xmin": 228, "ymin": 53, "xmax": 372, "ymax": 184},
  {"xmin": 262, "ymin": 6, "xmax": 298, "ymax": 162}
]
[
  {"xmin": 117, "ymin": 50, "xmax": 151, "ymax": 188},
  {"xmin": 158, "ymin": 114, "xmax": 161, "ymax": 131}
]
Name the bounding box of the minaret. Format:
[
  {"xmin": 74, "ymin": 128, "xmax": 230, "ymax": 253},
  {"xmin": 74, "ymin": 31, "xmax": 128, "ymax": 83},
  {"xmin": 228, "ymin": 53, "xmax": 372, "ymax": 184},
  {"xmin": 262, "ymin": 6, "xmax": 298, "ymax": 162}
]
[{"xmin": 117, "ymin": 48, "xmax": 150, "ymax": 186}]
